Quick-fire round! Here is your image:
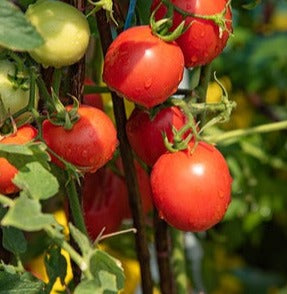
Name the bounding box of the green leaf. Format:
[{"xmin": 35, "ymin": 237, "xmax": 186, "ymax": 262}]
[
  {"xmin": 1, "ymin": 193, "xmax": 57, "ymax": 231},
  {"xmin": 2, "ymin": 226, "xmax": 27, "ymax": 254},
  {"xmin": 69, "ymin": 223, "xmax": 91, "ymax": 257},
  {"xmin": 0, "ymin": 0, "xmax": 44, "ymax": 51},
  {"xmin": 14, "ymin": 161, "xmax": 59, "ymax": 200},
  {"xmin": 0, "ymin": 142, "xmax": 50, "ymax": 170},
  {"xmin": 74, "ymin": 280, "xmax": 102, "ymax": 294},
  {"xmin": 89, "ymin": 249, "xmax": 125, "ymax": 292},
  {"xmin": 44, "ymin": 246, "xmax": 67, "ymax": 293},
  {"xmin": 0, "ymin": 270, "xmax": 45, "ymax": 294}
]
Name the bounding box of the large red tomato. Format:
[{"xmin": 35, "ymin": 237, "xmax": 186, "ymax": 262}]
[
  {"xmin": 83, "ymin": 78, "xmax": 104, "ymax": 110},
  {"xmin": 151, "ymin": 0, "xmax": 232, "ymax": 68},
  {"xmin": 103, "ymin": 25, "xmax": 184, "ymax": 108},
  {"xmin": 150, "ymin": 141, "xmax": 232, "ymax": 231},
  {"xmin": 42, "ymin": 105, "xmax": 117, "ymax": 173},
  {"xmin": 126, "ymin": 106, "xmax": 188, "ymax": 166},
  {"xmin": 0, "ymin": 125, "xmax": 38, "ymax": 195},
  {"xmin": 82, "ymin": 167, "xmax": 126, "ymax": 240}
]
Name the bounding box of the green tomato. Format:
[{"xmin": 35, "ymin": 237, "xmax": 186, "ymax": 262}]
[
  {"xmin": 25, "ymin": 0, "xmax": 90, "ymax": 68},
  {"xmin": 0, "ymin": 59, "xmax": 39, "ymax": 119}
]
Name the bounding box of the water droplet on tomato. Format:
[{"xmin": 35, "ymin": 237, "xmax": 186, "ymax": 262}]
[
  {"xmin": 158, "ymin": 211, "xmax": 165, "ymax": 220},
  {"xmin": 191, "ymin": 55, "xmax": 198, "ymax": 63},
  {"xmin": 144, "ymin": 78, "xmax": 152, "ymax": 89},
  {"xmin": 82, "ymin": 150, "xmax": 88, "ymax": 158},
  {"xmin": 218, "ymin": 190, "xmax": 225, "ymax": 199}
]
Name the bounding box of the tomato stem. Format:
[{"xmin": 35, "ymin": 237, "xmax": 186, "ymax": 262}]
[
  {"xmin": 65, "ymin": 171, "xmax": 88, "ymax": 237},
  {"xmin": 209, "ymin": 120, "xmax": 287, "ymax": 144},
  {"xmin": 170, "ymin": 227, "xmax": 189, "ymax": 294}
]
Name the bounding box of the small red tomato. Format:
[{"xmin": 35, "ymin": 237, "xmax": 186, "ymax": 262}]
[
  {"xmin": 103, "ymin": 25, "xmax": 184, "ymax": 108},
  {"xmin": 83, "ymin": 78, "xmax": 104, "ymax": 110},
  {"xmin": 126, "ymin": 106, "xmax": 188, "ymax": 166},
  {"xmin": 0, "ymin": 125, "xmax": 38, "ymax": 195},
  {"xmin": 151, "ymin": 0, "xmax": 232, "ymax": 68},
  {"xmin": 42, "ymin": 105, "xmax": 117, "ymax": 173},
  {"xmin": 82, "ymin": 167, "xmax": 126, "ymax": 240},
  {"xmin": 151, "ymin": 141, "xmax": 232, "ymax": 231}
]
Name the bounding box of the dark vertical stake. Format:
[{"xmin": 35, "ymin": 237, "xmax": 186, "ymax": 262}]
[
  {"xmin": 96, "ymin": 9, "xmax": 153, "ymax": 294},
  {"xmin": 153, "ymin": 210, "xmax": 176, "ymax": 294}
]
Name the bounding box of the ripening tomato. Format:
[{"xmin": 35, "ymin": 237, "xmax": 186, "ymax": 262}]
[
  {"xmin": 0, "ymin": 59, "xmax": 39, "ymax": 119},
  {"xmin": 82, "ymin": 167, "xmax": 126, "ymax": 240},
  {"xmin": 83, "ymin": 78, "xmax": 104, "ymax": 110},
  {"xmin": 42, "ymin": 105, "xmax": 118, "ymax": 173},
  {"xmin": 26, "ymin": 0, "xmax": 90, "ymax": 68},
  {"xmin": 151, "ymin": 141, "xmax": 232, "ymax": 231},
  {"xmin": 151, "ymin": 0, "xmax": 232, "ymax": 68},
  {"xmin": 103, "ymin": 25, "xmax": 184, "ymax": 108},
  {"xmin": 0, "ymin": 125, "xmax": 38, "ymax": 195},
  {"xmin": 126, "ymin": 106, "xmax": 188, "ymax": 166}
]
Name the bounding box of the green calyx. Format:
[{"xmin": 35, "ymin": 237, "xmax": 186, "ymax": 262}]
[
  {"xmin": 47, "ymin": 93, "xmax": 80, "ymax": 130},
  {"xmin": 154, "ymin": 0, "xmax": 233, "ymax": 41},
  {"xmin": 150, "ymin": 1, "xmax": 189, "ymax": 42}
]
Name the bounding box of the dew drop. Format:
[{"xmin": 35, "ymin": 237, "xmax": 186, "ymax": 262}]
[
  {"xmin": 158, "ymin": 211, "xmax": 165, "ymax": 220},
  {"xmin": 144, "ymin": 77, "xmax": 152, "ymax": 89},
  {"xmin": 191, "ymin": 55, "xmax": 198, "ymax": 62}
]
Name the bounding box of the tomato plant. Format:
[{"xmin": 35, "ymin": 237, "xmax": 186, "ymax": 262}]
[
  {"xmin": 151, "ymin": 0, "xmax": 232, "ymax": 67},
  {"xmin": 42, "ymin": 105, "xmax": 118, "ymax": 173},
  {"xmin": 126, "ymin": 106, "xmax": 188, "ymax": 166},
  {"xmin": 103, "ymin": 25, "xmax": 184, "ymax": 108},
  {"xmin": 151, "ymin": 141, "xmax": 232, "ymax": 231},
  {"xmin": 0, "ymin": 124, "xmax": 38, "ymax": 195},
  {"xmin": 25, "ymin": 0, "xmax": 90, "ymax": 68}
]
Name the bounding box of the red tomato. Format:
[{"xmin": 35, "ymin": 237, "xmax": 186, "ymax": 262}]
[
  {"xmin": 42, "ymin": 105, "xmax": 118, "ymax": 173},
  {"xmin": 151, "ymin": 0, "xmax": 232, "ymax": 68},
  {"xmin": 82, "ymin": 167, "xmax": 126, "ymax": 240},
  {"xmin": 103, "ymin": 25, "xmax": 184, "ymax": 108},
  {"xmin": 116, "ymin": 158, "xmax": 153, "ymax": 219},
  {"xmin": 83, "ymin": 78, "xmax": 104, "ymax": 110},
  {"xmin": 151, "ymin": 141, "xmax": 232, "ymax": 231},
  {"xmin": 126, "ymin": 106, "xmax": 188, "ymax": 166},
  {"xmin": 0, "ymin": 125, "xmax": 38, "ymax": 195},
  {"xmin": 82, "ymin": 158, "xmax": 153, "ymax": 239}
]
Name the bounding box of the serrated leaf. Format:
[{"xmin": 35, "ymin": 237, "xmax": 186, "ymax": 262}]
[
  {"xmin": 0, "ymin": 0, "xmax": 44, "ymax": 51},
  {"xmin": 2, "ymin": 226, "xmax": 27, "ymax": 254},
  {"xmin": 1, "ymin": 193, "xmax": 57, "ymax": 231},
  {"xmin": 89, "ymin": 249, "xmax": 125, "ymax": 291},
  {"xmin": 74, "ymin": 280, "xmax": 102, "ymax": 294},
  {"xmin": 0, "ymin": 270, "xmax": 45, "ymax": 294},
  {"xmin": 69, "ymin": 223, "xmax": 91, "ymax": 257},
  {"xmin": 0, "ymin": 142, "xmax": 50, "ymax": 170},
  {"xmin": 44, "ymin": 246, "xmax": 67, "ymax": 293},
  {"xmin": 14, "ymin": 161, "xmax": 59, "ymax": 200}
]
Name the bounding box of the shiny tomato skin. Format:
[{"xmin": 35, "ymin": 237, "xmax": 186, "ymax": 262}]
[
  {"xmin": 82, "ymin": 167, "xmax": 126, "ymax": 240},
  {"xmin": 126, "ymin": 106, "xmax": 187, "ymax": 166},
  {"xmin": 83, "ymin": 78, "xmax": 104, "ymax": 110},
  {"xmin": 0, "ymin": 125, "xmax": 38, "ymax": 195},
  {"xmin": 151, "ymin": 0, "xmax": 232, "ymax": 68},
  {"xmin": 42, "ymin": 105, "xmax": 117, "ymax": 173},
  {"xmin": 151, "ymin": 141, "xmax": 232, "ymax": 231},
  {"xmin": 103, "ymin": 25, "xmax": 184, "ymax": 108}
]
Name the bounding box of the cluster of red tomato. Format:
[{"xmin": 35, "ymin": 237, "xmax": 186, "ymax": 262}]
[{"xmin": 0, "ymin": 0, "xmax": 233, "ymax": 239}]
